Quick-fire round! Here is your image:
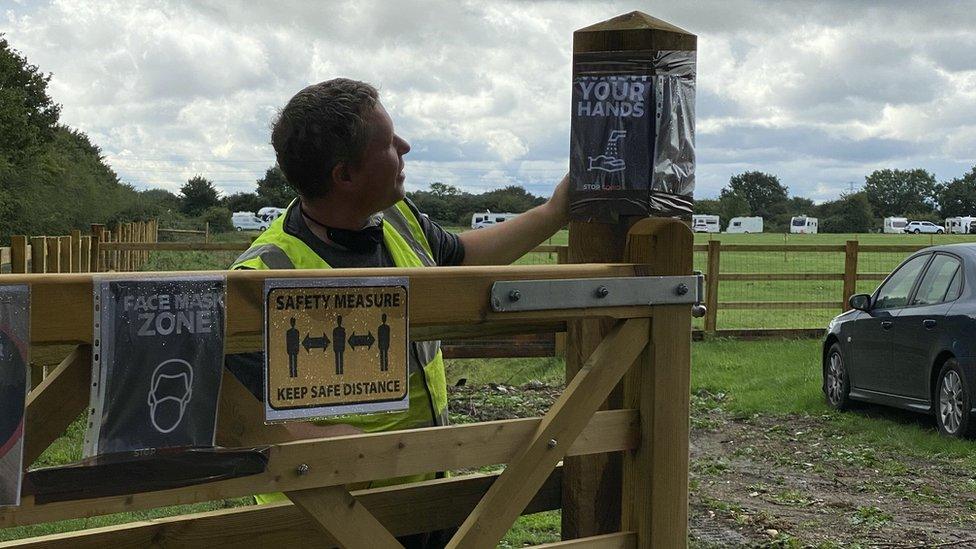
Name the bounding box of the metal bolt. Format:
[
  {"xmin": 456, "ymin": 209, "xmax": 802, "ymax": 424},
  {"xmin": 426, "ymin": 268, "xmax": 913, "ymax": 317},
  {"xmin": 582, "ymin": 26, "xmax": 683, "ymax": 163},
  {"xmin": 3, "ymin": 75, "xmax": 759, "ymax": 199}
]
[
  {"xmin": 547, "ymin": 438, "xmax": 558, "ymax": 449},
  {"xmin": 595, "ymin": 286, "xmax": 609, "ymax": 298},
  {"xmin": 509, "ymin": 289, "xmax": 521, "ymax": 302},
  {"xmin": 297, "ymin": 463, "xmax": 310, "ymax": 476},
  {"xmin": 675, "ymin": 283, "xmax": 689, "ymax": 296}
]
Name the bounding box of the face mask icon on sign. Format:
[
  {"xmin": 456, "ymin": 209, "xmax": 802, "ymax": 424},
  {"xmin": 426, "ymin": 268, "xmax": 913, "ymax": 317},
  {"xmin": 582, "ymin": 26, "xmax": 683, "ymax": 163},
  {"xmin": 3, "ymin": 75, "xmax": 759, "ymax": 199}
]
[{"xmin": 147, "ymin": 359, "xmax": 194, "ymax": 434}]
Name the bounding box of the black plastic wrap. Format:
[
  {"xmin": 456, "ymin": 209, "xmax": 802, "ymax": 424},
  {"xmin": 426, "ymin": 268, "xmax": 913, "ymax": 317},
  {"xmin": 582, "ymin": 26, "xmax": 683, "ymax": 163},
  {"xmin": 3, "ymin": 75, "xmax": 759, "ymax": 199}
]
[
  {"xmin": 0, "ymin": 285, "xmax": 28, "ymax": 507},
  {"xmin": 570, "ymin": 49, "xmax": 696, "ymax": 223}
]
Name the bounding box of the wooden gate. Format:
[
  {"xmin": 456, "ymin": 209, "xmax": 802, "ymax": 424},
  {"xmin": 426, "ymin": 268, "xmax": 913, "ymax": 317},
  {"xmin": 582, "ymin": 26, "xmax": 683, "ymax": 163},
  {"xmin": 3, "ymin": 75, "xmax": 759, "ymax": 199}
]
[{"xmin": 0, "ymin": 218, "xmax": 692, "ymax": 548}]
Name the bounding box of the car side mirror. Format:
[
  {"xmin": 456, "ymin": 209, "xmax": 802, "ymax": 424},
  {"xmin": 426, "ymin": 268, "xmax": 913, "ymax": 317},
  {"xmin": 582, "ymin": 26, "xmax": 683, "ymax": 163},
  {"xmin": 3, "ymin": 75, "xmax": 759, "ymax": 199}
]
[{"xmin": 849, "ymin": 294, "xmax": 871, "ymax": 312}]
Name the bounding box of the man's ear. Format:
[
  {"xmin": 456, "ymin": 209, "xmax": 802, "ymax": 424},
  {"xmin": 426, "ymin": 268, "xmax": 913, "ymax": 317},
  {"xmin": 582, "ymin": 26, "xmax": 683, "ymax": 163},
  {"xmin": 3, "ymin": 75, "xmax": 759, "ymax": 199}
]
[{"xmin": 331, "ymin": 161, "xmax": 353, "ymax": 189}]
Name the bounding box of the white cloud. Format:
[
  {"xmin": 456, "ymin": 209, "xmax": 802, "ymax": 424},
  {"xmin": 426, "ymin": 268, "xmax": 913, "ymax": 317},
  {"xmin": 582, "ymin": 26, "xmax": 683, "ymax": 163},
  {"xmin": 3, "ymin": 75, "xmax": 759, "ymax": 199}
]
[{"xmin": 3, "ymin": 0, "xmax": 976, "ymax": 202}]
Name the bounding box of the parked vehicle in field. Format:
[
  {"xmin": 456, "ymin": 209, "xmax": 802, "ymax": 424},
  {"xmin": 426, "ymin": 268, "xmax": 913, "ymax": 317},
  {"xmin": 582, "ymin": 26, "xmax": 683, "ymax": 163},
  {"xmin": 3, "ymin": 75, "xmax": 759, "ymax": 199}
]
[
  {"xmin": 945, "ymin": 216, "xmax": 976, "ymax": 234},
  {"xmin": 906, "ymin": 221, "xmax": 944, "ymax": 234},
  {"xmin": 257, "ymin": 207, "xmax": 287, "ymax": 223},
  {"xmin": 883, "ymin": 216, "xmax": 908, "ymax": 234},
  {"xmin": 232, "ymin": 213, "xmax": 268, "ymax": 231},
  {"xmin": 726, "ymin": 216, "xmax": 763, "ymax": 234},
  {"xmin": 471, "ymin": 212, "xmax": 518, "ymax": 229},
  {"xmin": 789, "ymin": 216, "xmax": 818, "ymax": 234},
  {"xmin": 823, "ymin": 244, "xmax": 976, "ymax": 437},
  {"xmin": 691, "ymin": 215, "xmax": 720, "ymax": 233}
]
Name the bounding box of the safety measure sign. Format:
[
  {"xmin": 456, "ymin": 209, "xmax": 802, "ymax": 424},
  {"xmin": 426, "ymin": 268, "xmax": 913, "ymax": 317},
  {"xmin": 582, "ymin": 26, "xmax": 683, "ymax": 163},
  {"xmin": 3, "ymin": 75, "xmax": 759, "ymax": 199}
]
[{"xmin": 264, "ymin": 277, "xmax": 409, "ymax": 422}]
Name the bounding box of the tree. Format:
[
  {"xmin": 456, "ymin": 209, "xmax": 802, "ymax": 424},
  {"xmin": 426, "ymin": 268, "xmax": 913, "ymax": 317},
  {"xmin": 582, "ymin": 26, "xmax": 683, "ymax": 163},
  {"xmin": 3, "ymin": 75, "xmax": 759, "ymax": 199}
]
[
  {"xmin": 429, "ymin": 182, "xmax": 462, "ymax": 198},
  {"xmin": 256, "ymin": 166, "xmax": 296, "ymax": 207},
  {"xmin": 718, "ymin": 192, "xmax": 750, "ymax": 224},
  {"xmin": 819, "ymin": 192, "xmax": 874, "ymax": 233},
  {"xmin": 693, "ymin": 198, "xmax": 720, "ymax": 216},
  {"xmin": 720, "ymin": 172, "xmax": 788, "ymax": 218},
  {"xmin": 223, "ymin": 192, "xmax": 263, "ymax": 214},
  {"xmin": 0, "ymin": 35, "xmax": 62, "ymax": 166},
  {"xmin": 863, "ymin": 169, "xmax": 937, "ymax": 217},
  {"xmin": 179, "ymin": 176, "xmax": 220, "ymax": 216},
  {"xmin": 938, "ymin": 167, "xmax": 976, "ymax": 218}
]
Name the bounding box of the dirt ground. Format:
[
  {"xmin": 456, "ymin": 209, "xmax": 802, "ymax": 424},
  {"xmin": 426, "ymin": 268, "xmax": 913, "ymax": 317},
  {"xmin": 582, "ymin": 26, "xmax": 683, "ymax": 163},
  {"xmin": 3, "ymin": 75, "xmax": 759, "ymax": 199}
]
[{"xmin": 449, "ymin": 383, "xmax": 976, "ymax": 548}]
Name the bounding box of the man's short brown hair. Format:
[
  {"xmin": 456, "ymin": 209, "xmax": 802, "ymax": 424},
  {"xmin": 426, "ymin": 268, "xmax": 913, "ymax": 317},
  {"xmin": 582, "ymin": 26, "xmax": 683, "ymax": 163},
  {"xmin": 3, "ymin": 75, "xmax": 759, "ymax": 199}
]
[{"xmin": 271, "ymin": 78, "xmax": 379, "ymax": 199}]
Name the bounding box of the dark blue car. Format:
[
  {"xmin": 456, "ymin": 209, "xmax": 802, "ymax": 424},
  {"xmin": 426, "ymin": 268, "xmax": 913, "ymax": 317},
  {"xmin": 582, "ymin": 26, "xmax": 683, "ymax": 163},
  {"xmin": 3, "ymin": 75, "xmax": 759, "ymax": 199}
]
[{"xmin": 823, "ymin": 244, "xmax": 975, "ymax": 437}]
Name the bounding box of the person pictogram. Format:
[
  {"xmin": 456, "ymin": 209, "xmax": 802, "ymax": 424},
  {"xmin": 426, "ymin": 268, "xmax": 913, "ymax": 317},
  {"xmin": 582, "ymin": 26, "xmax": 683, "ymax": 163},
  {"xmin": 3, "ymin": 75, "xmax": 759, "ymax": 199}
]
[
  {"xmin": 332, "ymin": 315, "xmax": 346, "ymax": 375},
  {"xmin": 286, "ymin": 317, "xmax": 300, "ymax": 378},
  {"xmin": 377, "ymin": 313, "xmax": 390, "ymax": 371}
]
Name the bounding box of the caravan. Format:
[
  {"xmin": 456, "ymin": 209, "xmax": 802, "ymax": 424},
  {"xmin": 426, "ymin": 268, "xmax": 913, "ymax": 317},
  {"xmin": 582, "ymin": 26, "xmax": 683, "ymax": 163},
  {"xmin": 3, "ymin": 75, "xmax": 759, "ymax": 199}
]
[
  {"xmin": 883, "ymin": 217, "xmax": 908, "ymax": 234},
  {"xmin": 257, "ymin": 207, "xmax": 287, "ymax": 223},
  {"xmin": 471, "ymin": 212, "xmax": 519, "ymax": 229},
  {"xmin": 691, "ymin": 215, "xmax": 720, "ymax": 233},
  {"xmin": 790, "ymin": 216, "xmax": 818, "ymax": 234},
  {"xmin": 945, "ymin": 216, "xmax": 976, "ymax": 234},
  {"xmin": 726, "ymin": 216, "xmax": 763, "ymax": 234}
]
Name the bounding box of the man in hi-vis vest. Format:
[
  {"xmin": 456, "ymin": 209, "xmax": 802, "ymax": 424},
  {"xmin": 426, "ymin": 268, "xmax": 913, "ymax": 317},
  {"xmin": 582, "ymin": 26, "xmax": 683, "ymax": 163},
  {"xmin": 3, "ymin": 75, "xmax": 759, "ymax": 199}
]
[{"xmin": 227, "ymin": 78, "xmax": 568, "ymax": 548}]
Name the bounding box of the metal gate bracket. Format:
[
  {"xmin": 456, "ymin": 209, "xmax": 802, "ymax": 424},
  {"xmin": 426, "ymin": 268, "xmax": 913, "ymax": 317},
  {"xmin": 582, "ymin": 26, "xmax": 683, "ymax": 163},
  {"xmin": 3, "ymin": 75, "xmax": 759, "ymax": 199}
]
[{"xmin": 490, "ymin": 273, "xmax": 705, "ymax": 313}]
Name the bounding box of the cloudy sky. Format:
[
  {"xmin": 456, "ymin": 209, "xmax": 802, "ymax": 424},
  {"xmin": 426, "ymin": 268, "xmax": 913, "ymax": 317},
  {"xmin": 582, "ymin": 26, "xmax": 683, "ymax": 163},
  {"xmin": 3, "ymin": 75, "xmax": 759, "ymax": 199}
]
[{"xmin": 4, "ymin": 0, "xmax": 976, "ymax": 202}]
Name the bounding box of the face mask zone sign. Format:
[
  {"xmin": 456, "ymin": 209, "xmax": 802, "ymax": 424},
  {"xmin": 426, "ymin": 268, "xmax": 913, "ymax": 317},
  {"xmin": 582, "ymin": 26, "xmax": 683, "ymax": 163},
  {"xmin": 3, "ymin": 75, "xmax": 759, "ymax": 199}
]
[{"xmin": 264, "ymin": 277, "xmax": 409, "ymax": 422}]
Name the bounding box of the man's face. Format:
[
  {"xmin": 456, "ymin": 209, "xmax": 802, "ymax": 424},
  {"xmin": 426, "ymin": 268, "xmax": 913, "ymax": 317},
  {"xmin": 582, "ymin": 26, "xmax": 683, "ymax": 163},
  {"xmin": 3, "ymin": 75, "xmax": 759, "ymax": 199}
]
[{"xmin": 347, "ymin": 103, "xmax": 410, "ymax": 213}]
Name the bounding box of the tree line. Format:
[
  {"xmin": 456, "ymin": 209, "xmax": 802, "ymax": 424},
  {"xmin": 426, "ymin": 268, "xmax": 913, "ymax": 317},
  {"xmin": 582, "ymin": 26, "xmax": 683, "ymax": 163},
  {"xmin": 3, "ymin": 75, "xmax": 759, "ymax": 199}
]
[{"xmin": 695, "ymin": 168, "xmax": 976, "ymax": 233}]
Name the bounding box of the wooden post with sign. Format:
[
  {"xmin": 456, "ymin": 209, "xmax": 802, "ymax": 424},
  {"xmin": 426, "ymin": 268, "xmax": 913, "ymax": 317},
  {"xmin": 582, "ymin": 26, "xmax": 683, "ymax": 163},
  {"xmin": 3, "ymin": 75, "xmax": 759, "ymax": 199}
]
[{"xmin": 563, "ymin": 12, "xmax": 697, "ymax": 539}]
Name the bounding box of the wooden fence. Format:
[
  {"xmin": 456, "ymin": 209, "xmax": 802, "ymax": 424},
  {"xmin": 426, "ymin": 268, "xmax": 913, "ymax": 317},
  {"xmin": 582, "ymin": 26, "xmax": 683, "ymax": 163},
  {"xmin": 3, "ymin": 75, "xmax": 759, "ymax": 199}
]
[
  {"xmin": 697, "ymin": 240, "xmax": 931, "ymax": 332},
  {"xmin": 0, "ymin": 218, "xmax": 692, "ymax": 548},
  {"xmin": 0, "ymin": 221, "xmax": 158, "ymax": 274}
]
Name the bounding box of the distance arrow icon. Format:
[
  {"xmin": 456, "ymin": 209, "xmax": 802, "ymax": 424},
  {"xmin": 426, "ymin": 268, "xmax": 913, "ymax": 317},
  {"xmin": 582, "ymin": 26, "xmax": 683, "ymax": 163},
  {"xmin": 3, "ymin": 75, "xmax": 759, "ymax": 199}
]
[
  {"xmin": 303, "ymin": 332, "xmax": 330, "ymax": 352},
  {"xmin": 348, "ymin": 331, "xmax": 375, "ymax": 350}
]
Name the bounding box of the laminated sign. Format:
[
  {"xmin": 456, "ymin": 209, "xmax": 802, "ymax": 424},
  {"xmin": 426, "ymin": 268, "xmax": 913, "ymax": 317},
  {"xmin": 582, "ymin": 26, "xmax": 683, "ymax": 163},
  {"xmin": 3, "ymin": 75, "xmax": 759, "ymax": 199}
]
[
  {"xmin": 264, "ymin": 277, "xmax": 409, "ymax": 422},
  {"xmin": 84, "ymin": 277, "xmax": 226, "ymax": 457},
  {"xmin": 569, "ymin": 50, "xmax": 697, "ymax": 222},
  {"xmin": 0, "ymin": 285, "xmax": 28, "ymax": 507}
]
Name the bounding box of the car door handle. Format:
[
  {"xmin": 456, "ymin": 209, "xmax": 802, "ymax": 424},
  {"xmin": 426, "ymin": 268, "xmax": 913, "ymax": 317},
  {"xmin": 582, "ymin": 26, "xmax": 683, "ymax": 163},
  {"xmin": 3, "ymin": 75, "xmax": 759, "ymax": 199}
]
[
  {"xmin": 923, "ymin": 319, "xmax": 937, "ymax": 329},
  {"xmin": 881, "ymin": 321, "xmax": 893, "ymax": 330}
]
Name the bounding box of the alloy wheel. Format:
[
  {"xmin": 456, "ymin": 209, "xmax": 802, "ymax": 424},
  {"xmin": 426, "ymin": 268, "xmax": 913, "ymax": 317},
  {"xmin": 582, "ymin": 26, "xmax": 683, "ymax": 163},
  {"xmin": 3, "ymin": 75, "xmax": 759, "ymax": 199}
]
[
  {"xmin": 940, "ymin": 370, "xmax": 965, "ymax": 434},
  {"xmin": 826, "ymin": 352, "xmax": 845, "ymax": 406}
]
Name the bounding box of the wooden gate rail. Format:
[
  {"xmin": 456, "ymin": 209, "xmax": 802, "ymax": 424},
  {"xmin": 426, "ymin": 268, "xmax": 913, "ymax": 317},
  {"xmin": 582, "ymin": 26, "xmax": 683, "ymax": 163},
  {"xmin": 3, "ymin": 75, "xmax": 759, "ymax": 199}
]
[{"xmin": 8, "ymin": 469, "xmax": 565, "ymax": 549}]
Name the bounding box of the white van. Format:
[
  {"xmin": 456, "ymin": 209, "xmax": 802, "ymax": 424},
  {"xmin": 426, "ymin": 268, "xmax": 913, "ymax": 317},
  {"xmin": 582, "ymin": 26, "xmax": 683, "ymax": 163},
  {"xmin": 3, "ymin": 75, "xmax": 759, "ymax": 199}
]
[
  {"xmin": 691, "ymin": 215, "xmax": 720, "ymax": 233},
  {"xmin": 883, "ymin": 217, "xmax": 908, "ymax": 234},
  {"xmin": 726, "ymin": 216, "xmax": 763, "ymax": 234},
  {"xmin": 258, "ymin": 207, "xmax": 287, "ymax": 223},
  {"xmin": 471, "ymin": 212, "xmax": 518, "ymax": 229},
  {"xmin": 790, "ymin": 216, "xmax": 818, "ymax": 234},
  {"xmin": 232, "ymin": 214, "xmax": 268, "ymax": 231},
  {"xmin": 945, "ymin": 216, "xmax": 976, "ymax": 234}
]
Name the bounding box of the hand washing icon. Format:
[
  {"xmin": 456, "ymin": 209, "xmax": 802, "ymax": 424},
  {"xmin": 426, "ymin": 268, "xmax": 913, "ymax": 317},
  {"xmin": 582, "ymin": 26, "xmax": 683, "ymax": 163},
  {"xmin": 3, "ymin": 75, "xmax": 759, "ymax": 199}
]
[{"xmin": 587, "ymin": 130, "xmax": 627, "ymax": 173}]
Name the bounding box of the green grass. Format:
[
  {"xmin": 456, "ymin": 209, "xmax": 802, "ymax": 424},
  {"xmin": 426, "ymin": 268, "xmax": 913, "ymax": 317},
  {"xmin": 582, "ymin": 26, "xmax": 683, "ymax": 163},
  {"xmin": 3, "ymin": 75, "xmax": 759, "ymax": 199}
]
[{"xmin": 692, "ymin": 338, "xmax": 976, "ymax": 468}]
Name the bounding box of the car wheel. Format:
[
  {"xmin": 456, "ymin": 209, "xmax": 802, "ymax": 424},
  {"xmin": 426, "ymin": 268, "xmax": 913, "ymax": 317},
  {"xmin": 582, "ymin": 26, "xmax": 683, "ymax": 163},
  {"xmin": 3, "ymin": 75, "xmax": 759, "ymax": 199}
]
[
  {"xmin": 936, "ymin": 359, "xmax": 975, "ymax": 438},
  {"xmin": 938, "ymin": 229, "xmax": 944, "ymax": 234},
  {"xmin": 824, "ymin": 343, "xmax": 852, "ymax": 410},
  {"xmin": 914, "ymin": 229, "xmax": 921, "ymax": 234},
  {"xmin": 236, "ymin": 227, "xmax": 243, "ymax": 231}
]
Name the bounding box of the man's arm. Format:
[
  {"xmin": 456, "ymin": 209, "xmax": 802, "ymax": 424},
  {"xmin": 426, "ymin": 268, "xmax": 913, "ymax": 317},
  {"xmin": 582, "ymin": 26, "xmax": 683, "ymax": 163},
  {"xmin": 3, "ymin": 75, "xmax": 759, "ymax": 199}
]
[{"xmin": 459, "ymin": 174, "xmax": 570, "ymax": 266}]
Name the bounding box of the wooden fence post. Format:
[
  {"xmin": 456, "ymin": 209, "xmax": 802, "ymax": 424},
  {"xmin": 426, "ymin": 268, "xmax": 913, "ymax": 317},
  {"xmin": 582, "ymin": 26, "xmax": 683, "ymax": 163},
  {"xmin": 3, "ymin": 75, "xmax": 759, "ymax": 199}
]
[
  {"xmin": 205, "ymin": 221, "xmax": 210, "ymax": 243},
  {"xmin": 70, "ymin": 230, "xmax": 82, "ymax": 273},
  {"xmin": 705, "ymin": 240, "xmax": 721, "ymax": 332},
  {"xmin": 79, "ymin": 236, "xmax": 90, "ymax": 273},
  {"xmin": 90, "ymin": 224, "xmax": 104, "ymax": 273},
  {"xmin": 45, "ymin": 237, "xmax": 60, "ymax": 274},
  {"xmin": 843, "ymin": 240, "xmax": 859, "ymax": 311},
  {"xmin": 10, "ymin": 235, "xmax": 28, "ymax": 273},
  {"xmin": 30, "ymin": 237, "xmax": 46, "ymax": 273},
  {"xmin": 623, "ymin": 218, "xmax": 693, "ymax": 548},
  {"xmin": 563, "ymin": 12, "xmax": 696, "ymax": 539},
  {"xmin": 58, "ymin": 236, "xmax": 72, "ymax": 273}
]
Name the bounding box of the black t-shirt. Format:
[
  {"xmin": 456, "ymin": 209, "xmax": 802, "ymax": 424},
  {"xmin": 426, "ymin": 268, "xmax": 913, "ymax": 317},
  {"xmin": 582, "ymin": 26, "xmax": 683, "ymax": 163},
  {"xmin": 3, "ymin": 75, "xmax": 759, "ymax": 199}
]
[
  {"xmin": 283, "ymin": 197, "xmax": 465, "ymax": 268},
  {"xmin": 226, "ymin": 198, "xmax": 464, "ymax": 401}
]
